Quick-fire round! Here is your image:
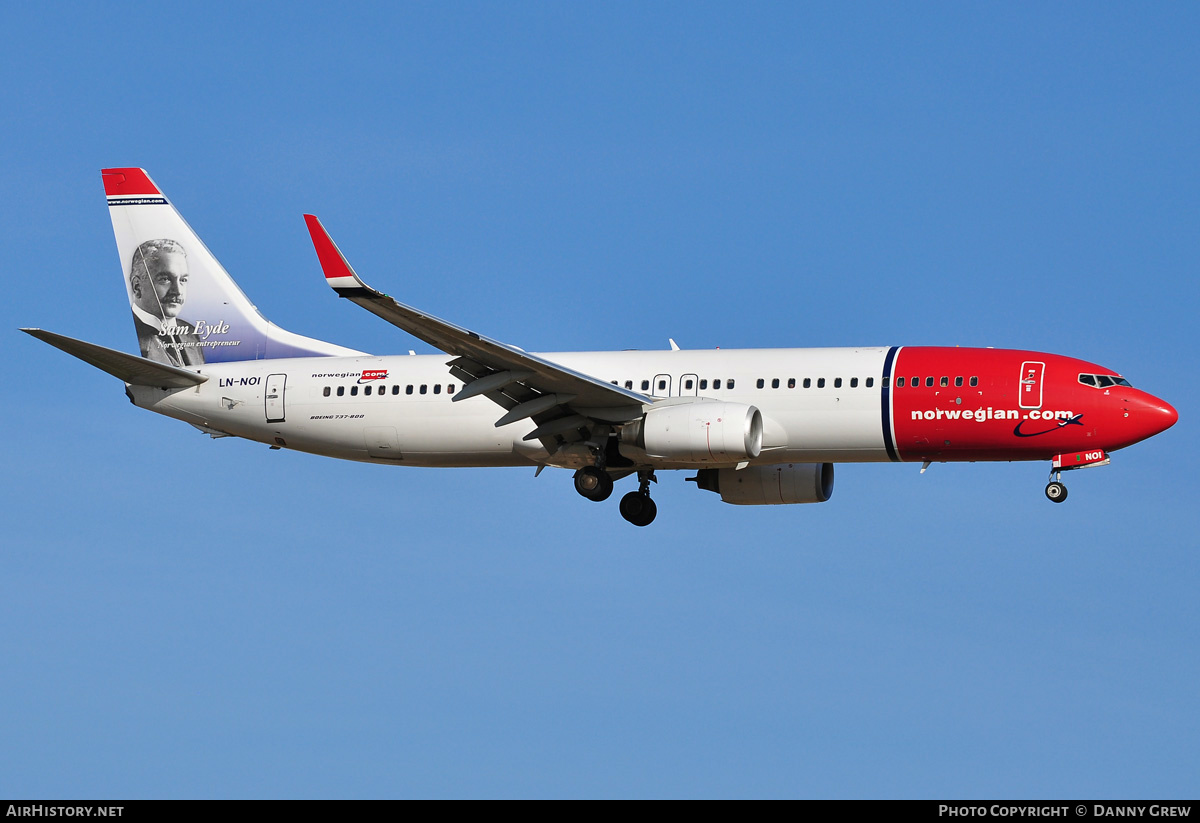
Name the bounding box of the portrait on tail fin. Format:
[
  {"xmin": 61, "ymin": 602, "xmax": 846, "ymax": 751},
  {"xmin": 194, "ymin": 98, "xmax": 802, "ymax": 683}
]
[{"xmin": 127, "ymin": 238, "xmax": 206, "ymax": 366}]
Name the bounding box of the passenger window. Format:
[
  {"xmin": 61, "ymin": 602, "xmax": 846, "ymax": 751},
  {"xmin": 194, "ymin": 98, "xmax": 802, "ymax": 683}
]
[
  {"xmin": 625, "ymin": 380, "xmax": 633, "ymax": 389},
  {"xmin": 700, "ymin": 379, "xmax": 708, "ymax": 390},
  {"xmin": 657, "ymin": 379, "xmax": 667, "ymax": 391},
  {"xmin": 834, "ymin": 377, "xmax": 843, "ymax": 388},
  {"xmin": 940, "ymin": 376, "xmax": 948, "ymax": 387},
  {"xmin": 420, "ymin": 384, "xmax": 428, "ymax": 395},
  {"xmin": 803, "ymin": 378, "xmax": 811, "ymax": 388},
  {"xmin": 350, "ymin": 386, "xmax": 358, "ymax": 396},
  {"xmin": 817, "ymin": 378, "xmax": 826, "ymax": 388},
  {"xmin": 970, "ymin": 376, "xmax": 978, "ymax": 387},
  {"xmin": 787, "ymin": 378, "xmax": 795, "ymax": 389},
  {"xmin": 757, "ymin": 379, "xmax": 765, "ymax": 389},
  {"xmin": 850, "ymin": 377, "xmax": 858, "ymax": 388},
  {"xmin": 1079, "ymin": 374, "xmax": 1097, "ymax": 387},
  {"xmin": 434, "ymin": 384, "xmax": 441, "ymax": 394},
  {"xmin": 955, "ymin": 376, "xmax": 963, "ymax": 387},
  {"xmin": 406, "ymin": 385, "xmax": 414, "ymax": 395},
  {"xmin": 867, "ymin": 377, "xmax": 875, "ymax": 388},
  {"xmin": 727, "ymin": 379, "xmax": 735, "ymax": 389},
  {"xmin": 897, "ymin": 377, "xmax": 905, "ymax": 387},
  {"xmin": 714, "ymin": 379, "xmax": 722, "ymax": 389},
  {"xmin": 323, "ymin": 387, "xmax": 331, "ymax": 397},
  {"xmin": 771, "ymin": 378, "xmax": 779, "ymax": 389},
  {"xmin": 685, "ymin": 379, "xmax": 694, "ymax": 390},
  {"xmin": 448, "ymin": 384, "xmax": 455, "ymax": 394},
  {"xmin": 337, "ymin": 386, "xmax": 345, "ymax": 397},
  {"xmin": 926, "ymin": 377, "xmax": 934, "ymax": 388},
  {"xmin": 641, "ymin": 380, "xmax": 650, "ymax": 391},
  {"xmin": 364, "ymin": 385, "xmax": 372, "ymax": 396}
]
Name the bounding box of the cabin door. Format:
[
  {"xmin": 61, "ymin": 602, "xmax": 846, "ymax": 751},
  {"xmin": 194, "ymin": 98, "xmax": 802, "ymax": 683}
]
[
  {"xmin": 1019, "ymin": 361, "xmax": 1044, "ymax": 409},
  {"xmin": 265, "ymin": 373, "xmax": 287, "ymax": 422}
]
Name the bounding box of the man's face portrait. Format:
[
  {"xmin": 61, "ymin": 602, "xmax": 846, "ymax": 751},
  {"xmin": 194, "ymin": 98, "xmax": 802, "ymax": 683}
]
[{"xmin": 132, "ymin": 249, "xmax": 189, "ymax": 320}]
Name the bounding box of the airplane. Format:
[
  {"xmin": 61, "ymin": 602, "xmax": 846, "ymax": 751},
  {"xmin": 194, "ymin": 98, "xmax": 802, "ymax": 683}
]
[{"xmin": 21, "ymin": 168, "xmax": 1178, "ymax": 526}]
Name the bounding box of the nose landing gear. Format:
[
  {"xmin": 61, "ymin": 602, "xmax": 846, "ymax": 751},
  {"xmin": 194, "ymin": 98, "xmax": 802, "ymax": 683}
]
[
  {"xmin": 1044, "ymin": 450, "xmax": 1111, "ymax": 503},
  {"xmin": 1045, "ymin": 476, "xmax": 1068, "ymax": 503}
]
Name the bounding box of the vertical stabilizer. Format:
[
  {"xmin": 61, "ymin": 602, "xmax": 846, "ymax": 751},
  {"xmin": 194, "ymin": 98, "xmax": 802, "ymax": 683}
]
[{"xmin": 103, "ymin": 168, "xmax": 363, "ymax": 365}]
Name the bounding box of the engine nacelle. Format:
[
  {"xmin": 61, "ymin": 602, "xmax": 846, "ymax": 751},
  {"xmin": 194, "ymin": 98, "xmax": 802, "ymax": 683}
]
[
  {"xmin": 627, "ymin": 401, "xmax": 763, "ymax": 465},
  {"xmin": 692, "ymin": 463, "xmax": 834, "ymax": 505}
]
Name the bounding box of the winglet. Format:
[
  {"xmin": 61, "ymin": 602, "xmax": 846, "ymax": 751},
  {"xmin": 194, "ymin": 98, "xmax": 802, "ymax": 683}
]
[{"xmin": 304, "ymin": 214, "xmax": 366, "ymax": 292}]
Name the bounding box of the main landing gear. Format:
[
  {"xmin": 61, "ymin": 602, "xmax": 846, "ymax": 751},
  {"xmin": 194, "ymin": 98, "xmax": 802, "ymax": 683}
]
[
  {"xmin": 573, "ymin": 465, "xmax": 613, "ymax": 502},
  {"xmin": 619, "ymin": 471, "xmax": 657, "ymax": 527},
  {"xmin": 1045, "ymin": 471, "xmax": 1068, "ymax": 503},
  {"xmin": 571, "ymin": 467, "xmax": 657, "ymax": 526}
]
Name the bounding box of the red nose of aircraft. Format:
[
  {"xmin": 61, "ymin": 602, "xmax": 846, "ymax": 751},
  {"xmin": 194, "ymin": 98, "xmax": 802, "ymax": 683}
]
[
  {"xmin": 1131, "ymin": 392, "xmax": 1178, "ymax": 442},
  {"xmin": 1152, "ymin": 395, "xmax": 1179, "ymax": 432}
]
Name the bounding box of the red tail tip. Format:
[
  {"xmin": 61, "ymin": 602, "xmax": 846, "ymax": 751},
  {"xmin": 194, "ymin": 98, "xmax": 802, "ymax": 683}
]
[{"xmin": 102, "ymin": 168, "xmax": 161, "ymax": 197}]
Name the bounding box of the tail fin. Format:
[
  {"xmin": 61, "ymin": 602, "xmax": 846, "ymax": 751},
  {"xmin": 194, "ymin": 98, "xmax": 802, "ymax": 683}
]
[{"xmin": 103, "ymin": 168, "xmax": 363, "ymax": 365}]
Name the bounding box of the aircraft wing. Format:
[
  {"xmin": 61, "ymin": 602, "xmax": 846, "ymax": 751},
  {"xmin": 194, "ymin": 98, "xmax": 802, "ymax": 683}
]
[
  {"xmin": 304, "ymin": 216, "xmax": 650, "ymax": 440},
  {"xmin": 21, "ymin": 328, "xmax": 208, "ymax": 388}
]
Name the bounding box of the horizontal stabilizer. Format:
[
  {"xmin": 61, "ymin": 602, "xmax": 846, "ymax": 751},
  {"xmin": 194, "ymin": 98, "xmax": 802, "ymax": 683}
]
[{"xmin": 21, "ymin": 328, "xmax": 208, "ymax": 388}]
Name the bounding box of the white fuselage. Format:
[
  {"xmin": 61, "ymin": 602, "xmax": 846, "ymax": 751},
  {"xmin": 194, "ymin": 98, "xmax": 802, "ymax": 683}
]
[{"xmin": 131, "ymin": 347, "xmax": 894, "ymax": 468}]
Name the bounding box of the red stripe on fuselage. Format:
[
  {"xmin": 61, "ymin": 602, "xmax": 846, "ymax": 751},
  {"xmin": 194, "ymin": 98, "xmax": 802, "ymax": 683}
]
[{"xmin": 890, "ymin": 347, "xmax": 1170, "ymax": 462}]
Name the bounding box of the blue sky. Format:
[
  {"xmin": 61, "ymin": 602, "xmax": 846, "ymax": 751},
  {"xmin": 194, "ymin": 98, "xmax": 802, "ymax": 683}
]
[{"xmin": 2, "ymin": 2, "xmax": 1197, "ymax": 798}]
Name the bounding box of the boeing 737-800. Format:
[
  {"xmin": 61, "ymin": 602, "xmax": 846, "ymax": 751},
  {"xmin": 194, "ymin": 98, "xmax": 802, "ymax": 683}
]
[{"xmin": 21, "ymin": 168, "xmax": 1178, "ymax": 526}]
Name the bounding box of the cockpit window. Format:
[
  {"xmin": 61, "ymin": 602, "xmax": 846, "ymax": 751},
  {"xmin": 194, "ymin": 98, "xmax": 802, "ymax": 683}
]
[{"xmin": 1080, "ymin": 373, "xmax": 1133, "ymax": 389}]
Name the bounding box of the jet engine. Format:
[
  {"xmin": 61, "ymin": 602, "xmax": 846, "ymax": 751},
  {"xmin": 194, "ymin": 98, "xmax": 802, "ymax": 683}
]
[
  {"xmin": 691, "ymin": 462, "xmax": 834, "ymax": 505},
  {"xmin": 625, "ymin": 401, "xmax": 763, "ymax": 465}
]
